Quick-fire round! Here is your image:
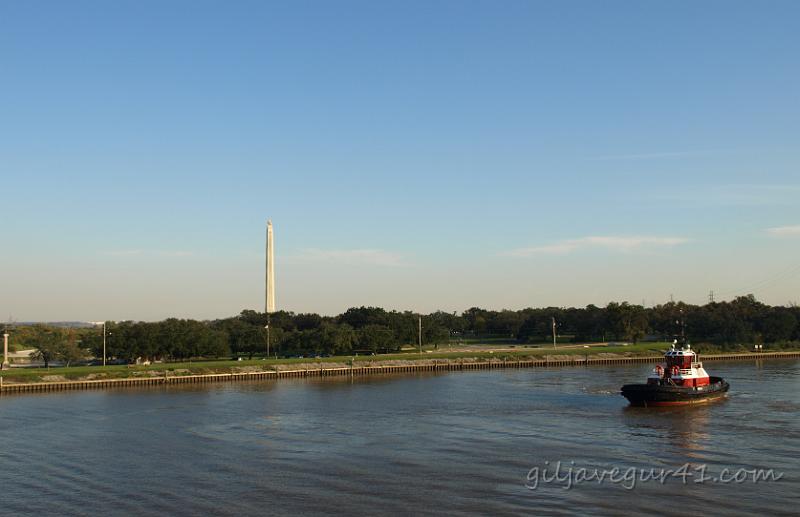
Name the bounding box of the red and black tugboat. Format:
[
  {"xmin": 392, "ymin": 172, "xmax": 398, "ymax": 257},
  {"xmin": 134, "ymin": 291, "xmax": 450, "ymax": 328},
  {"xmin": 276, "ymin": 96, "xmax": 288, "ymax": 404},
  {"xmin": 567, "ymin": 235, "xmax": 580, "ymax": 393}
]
[{"xmin": 621, "ymin": 339, "xmax": 729, "ymax": 407}]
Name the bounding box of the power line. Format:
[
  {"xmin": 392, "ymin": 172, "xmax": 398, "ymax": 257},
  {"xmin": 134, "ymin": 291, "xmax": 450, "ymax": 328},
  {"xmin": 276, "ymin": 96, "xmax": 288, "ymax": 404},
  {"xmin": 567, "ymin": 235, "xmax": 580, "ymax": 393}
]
[{"xmin": 714, "ymin": 262, "xmax": 800, "ymax": 299}]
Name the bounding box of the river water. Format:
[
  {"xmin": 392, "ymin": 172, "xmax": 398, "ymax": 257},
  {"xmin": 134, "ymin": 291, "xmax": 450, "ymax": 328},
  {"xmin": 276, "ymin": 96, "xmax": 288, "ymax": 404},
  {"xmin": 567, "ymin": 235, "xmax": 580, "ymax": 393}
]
[{"xmin": 0, "ymin": 359, "xmax": 797, "ymax": 516}]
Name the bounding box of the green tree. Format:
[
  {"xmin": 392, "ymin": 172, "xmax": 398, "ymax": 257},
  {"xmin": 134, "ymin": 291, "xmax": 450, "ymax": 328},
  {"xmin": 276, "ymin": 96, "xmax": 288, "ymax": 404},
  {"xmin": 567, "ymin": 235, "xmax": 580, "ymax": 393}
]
[
  {"xmin": 339, "ymin": 307, "xmax": 389, "ymax": 328},
  {"xmin": 58, "ymin": 339, "xmax": 86, "ymax": 366},
  {"xmin": 605, "ymin": 302, "xmax": 649, "ymax": 343},
  {"xmin": 760, "ymin": 309, "xmax": 797, "ymax": 343},
  {"xmin": 357, "ymin": 325, "xmax": 395, "ymax": 353},
  {"xmin": 30, "ymin": 327, "xmax": 62, "ymax": 368}
]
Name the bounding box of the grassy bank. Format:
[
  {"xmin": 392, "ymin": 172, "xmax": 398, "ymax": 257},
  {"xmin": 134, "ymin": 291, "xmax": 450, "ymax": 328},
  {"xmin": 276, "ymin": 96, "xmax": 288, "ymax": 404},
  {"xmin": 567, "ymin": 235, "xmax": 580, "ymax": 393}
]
[{"xmin": 2, "ymin": 341, "xmax": 796, "ymax": 384}]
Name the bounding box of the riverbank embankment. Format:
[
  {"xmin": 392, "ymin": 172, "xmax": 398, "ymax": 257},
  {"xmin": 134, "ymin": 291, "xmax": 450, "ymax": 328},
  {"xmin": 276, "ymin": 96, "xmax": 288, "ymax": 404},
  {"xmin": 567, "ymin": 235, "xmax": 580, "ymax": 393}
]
[{"xmin": 2, "ymin": 351, "xmax": 799, "ymax": 395}]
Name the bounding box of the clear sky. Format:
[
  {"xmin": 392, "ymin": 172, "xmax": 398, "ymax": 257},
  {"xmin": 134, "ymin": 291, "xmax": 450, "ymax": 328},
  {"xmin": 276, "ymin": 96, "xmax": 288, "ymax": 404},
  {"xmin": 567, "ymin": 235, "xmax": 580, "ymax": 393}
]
[{"xmin": 1, "ymin": 0, "xmax": 799, "ymax": 321}]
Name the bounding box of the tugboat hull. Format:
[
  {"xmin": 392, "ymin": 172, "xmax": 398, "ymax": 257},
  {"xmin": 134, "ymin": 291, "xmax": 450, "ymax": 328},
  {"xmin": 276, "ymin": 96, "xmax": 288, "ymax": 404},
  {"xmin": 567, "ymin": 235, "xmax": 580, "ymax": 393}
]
[{"xmin": 621, "ymin": 377, "xmax": 729, "ymax": 407}]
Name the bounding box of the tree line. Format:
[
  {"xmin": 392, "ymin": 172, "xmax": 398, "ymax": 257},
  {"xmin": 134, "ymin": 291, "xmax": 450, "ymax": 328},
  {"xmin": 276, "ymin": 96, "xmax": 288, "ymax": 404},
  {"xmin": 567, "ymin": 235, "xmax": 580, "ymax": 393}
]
[{"xmin": 8, "ymin": 295, "xmax": 800, "ymax": 365}]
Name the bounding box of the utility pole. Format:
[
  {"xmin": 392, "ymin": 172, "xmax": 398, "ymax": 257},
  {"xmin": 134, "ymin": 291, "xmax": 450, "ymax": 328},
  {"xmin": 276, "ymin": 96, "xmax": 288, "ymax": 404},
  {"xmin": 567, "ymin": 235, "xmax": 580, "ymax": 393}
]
[
  {"xmin": 552, "ymin": 317, "xmax": 557, "ymax": 349},
  {"xmin": 708, "ymin": 290, "xmax": 715, "ymax": 304},
  {"xmin": 91, "ymin": 321, "xmax": 107, "ymax": 366}
]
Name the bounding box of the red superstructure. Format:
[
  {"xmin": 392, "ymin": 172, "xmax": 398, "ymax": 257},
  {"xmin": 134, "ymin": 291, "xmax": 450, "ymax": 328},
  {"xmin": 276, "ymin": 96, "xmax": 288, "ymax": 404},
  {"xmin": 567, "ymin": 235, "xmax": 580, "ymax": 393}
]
[{"xmin": 648, "ymin": 342, "xmax": 710, "ymax": 388}]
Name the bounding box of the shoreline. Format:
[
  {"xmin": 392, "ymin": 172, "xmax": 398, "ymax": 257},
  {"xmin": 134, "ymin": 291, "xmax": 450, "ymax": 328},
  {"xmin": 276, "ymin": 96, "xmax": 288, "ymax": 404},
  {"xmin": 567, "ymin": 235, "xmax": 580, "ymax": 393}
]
[{"xmin": 1, "ymin": 350, "xmax": 798, "ymax": 395}]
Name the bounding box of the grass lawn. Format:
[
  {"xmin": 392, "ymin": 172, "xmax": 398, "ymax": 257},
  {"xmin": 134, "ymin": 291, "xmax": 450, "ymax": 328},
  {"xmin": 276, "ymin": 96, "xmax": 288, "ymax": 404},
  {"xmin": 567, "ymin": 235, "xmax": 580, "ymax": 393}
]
[
  {"xmin": 0, "ymin": 341, "xmax": 675, "ymax": 383},
  {"xmin": 4, "ymin": 341, "xmax": 794, "ymax": 384}
]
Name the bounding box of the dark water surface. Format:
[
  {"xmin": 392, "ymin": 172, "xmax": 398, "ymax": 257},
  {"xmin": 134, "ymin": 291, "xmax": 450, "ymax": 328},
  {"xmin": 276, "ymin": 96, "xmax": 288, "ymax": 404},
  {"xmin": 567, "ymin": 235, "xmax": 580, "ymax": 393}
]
[{"xmin": 0, "ymin": 360, "xmax": 797, "ymax": 516}]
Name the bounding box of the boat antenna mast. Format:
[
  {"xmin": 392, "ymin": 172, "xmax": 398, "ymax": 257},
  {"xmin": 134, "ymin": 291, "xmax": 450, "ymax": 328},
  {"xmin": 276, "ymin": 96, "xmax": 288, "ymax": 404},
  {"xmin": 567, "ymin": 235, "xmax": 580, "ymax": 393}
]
[
  {"xmin": 677, "ymin": 309, "xmax": 689, "ymax": 347},
  {"xmin": 672, "ymin": 308, "xmax": 687, "ymax": 348}
]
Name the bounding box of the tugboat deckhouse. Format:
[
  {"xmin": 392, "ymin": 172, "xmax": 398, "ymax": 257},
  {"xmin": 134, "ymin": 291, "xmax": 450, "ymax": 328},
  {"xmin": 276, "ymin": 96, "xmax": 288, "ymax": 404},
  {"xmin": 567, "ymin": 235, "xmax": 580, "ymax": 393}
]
[{"xmin": 653, "ymin": 344, "xmax": 710, "ymax": 388}]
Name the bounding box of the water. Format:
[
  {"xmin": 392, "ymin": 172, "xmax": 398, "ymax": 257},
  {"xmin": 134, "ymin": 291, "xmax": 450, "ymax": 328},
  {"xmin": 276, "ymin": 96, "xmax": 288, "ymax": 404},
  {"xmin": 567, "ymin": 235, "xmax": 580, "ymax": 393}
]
[{"xmin": 0, "ymin": 360, "xmax": 797, "ymax": 516}]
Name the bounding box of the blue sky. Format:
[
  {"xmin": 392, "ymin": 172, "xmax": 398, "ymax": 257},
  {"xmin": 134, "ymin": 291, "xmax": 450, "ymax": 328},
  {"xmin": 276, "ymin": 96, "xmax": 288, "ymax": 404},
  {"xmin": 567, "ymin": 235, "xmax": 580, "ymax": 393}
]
[{"xmin": 1, "ymin": 0, "xmax": 798, "ymax": 321}]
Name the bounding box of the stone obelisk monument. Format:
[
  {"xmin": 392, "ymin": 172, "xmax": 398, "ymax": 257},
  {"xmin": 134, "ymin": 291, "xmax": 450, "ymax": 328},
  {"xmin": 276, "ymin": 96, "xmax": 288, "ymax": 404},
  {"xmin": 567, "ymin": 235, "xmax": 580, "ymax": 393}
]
[{"xmin": 266, "ymin": 220, "xmax": 276, "ymax": 314}]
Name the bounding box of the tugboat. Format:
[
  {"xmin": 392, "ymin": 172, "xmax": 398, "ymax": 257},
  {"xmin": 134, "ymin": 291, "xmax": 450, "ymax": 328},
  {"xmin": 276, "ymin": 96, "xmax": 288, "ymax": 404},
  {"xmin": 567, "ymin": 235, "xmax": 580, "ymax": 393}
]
[{"xmin": 621, "ymin": 339, "xmax": 729, "ymax": 407}]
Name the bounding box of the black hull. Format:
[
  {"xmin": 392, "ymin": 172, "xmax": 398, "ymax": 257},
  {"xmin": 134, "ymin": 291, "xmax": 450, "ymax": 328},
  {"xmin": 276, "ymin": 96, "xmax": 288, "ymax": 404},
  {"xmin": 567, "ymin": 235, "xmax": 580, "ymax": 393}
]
[{"xmin": 621, "ymin": 376, "xmax": 729, "ymax": 407}]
